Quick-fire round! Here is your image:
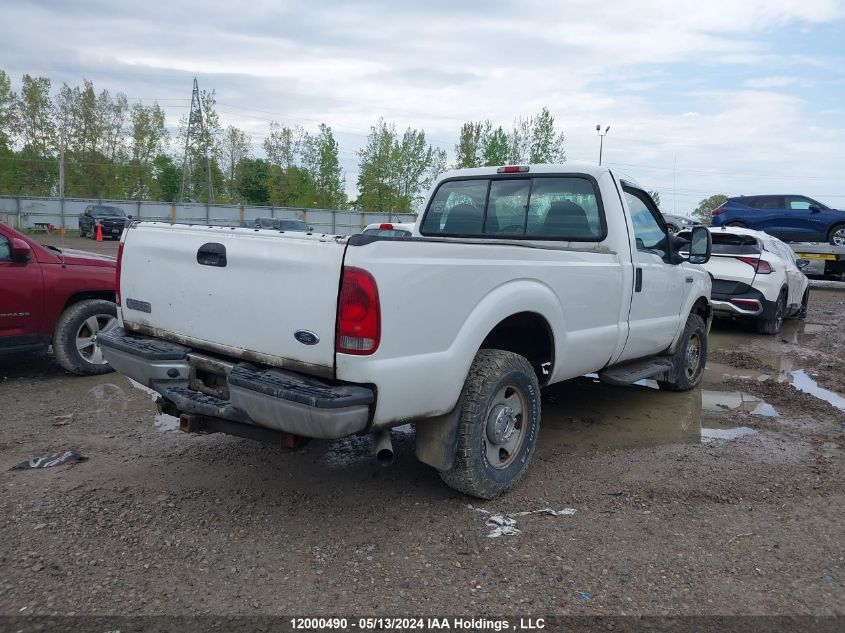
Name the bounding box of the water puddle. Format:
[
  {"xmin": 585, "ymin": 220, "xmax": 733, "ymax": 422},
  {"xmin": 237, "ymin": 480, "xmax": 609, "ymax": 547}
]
[
  {"xmin": 702, "ymin": 390, "xmax": 779, "ymax": 417},
  {"xmin": 790, "ymin": 370, "xmax": 845, "ymax": 411},
  {"xmin": 701, "ymin": 426, "xmax": 758, "ymax": 442}
]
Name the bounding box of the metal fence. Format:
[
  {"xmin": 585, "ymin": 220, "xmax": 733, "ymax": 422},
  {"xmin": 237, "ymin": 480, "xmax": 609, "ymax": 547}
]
[{"xmin": 0, "ymin": 196, "xmax": 417, "ymax": 235}]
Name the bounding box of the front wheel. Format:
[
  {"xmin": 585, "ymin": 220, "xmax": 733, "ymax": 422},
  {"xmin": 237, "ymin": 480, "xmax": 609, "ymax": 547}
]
[
  {"xmin": 52, "ymin": 299, "xmax": 118, "ymax": 375},
  {"xmin": 828, "ymin": 224, "xmax": 845, "ymax": 247},
  {"xmin": 797, "ymin": 288, "xmax": 810, "ymax": 320},
  {"xmin": 440, "ymin": 349, "xmax": 540, "ymax": 499},
  {"xmin": 658, "ymin": 313, "xmax": 707, "ymax": 392}
]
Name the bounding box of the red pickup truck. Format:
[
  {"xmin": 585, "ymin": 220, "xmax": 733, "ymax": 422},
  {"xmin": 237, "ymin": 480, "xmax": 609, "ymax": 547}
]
[{"xmin": 0, "ymin": 223, "xmax": 118, "ymax": 375}]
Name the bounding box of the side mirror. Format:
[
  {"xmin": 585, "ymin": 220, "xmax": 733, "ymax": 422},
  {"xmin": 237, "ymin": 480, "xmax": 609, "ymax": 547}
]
[
  {"xmin": 127, "ymin": 214, "xmax": 133, "ymax": 220},
  {"xmin": 809, "ymin": 205, "xmax": 822, "ymax": 214},
  {"xmin": 796, "ymin": 258, "xmax": 810, "ymax": 270},
  {"xmin": 687, "ymin": 226, "xmax": 711, "ymax": 264},
  {"xmin": 11, "ymin": 237, "xmax": 32, "ymax": 263}
]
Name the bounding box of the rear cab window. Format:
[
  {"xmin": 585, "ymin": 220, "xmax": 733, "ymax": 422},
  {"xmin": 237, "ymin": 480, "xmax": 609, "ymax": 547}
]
[{"xmin": 419, "ymin": 174, "xmax": 606, "ymax": 241}]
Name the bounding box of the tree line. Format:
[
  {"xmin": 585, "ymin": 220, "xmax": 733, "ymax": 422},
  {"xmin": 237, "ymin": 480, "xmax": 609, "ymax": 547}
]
[{"xmin": 0, "ymin": 69, "xmax": 570, "ymax": 212}]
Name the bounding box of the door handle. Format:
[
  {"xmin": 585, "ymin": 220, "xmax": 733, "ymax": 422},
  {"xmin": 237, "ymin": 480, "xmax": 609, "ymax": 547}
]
[
  {"xmin": 635, "ymin": 267, "xmax": 643, "ymax": 292},
  {"xmin": 197, "ymin": 242, "xmax": 227, "ymax": 267}
]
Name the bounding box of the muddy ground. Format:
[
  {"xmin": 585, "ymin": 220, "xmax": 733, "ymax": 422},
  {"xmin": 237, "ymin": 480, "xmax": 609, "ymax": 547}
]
[{"xmin": 1, "ymin": 236, "xmax": 843, "ymax": 617}]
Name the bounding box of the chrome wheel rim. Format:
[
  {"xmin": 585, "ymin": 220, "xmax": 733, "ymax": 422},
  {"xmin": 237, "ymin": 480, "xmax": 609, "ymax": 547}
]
[
  {"xmin": 832, "ymin": 228, "xmax": 845, "ymax": 246},
  {"xmin": 484, "ymin": 384, "xmax": 526, "ymax": 469},
  {"xmin": 76, "ymin": 314, "xmax": 118, "ymax": 365},
  {"xmin": 775, "ymin": 296, "xmax": 785, "ymax": 327},
  {"xmin": 684, "ymin": 332, "xmax": 702, "ymax": 380}
]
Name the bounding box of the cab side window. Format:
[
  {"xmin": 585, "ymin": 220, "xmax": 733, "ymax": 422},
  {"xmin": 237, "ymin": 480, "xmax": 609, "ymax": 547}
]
[
  {"xmin": 624, "ymin": 188, "xmax": 667, "ymax": 259},
  {"xmin": 0, "ymin": 235, "xmax": 11, "ymax": 262}
]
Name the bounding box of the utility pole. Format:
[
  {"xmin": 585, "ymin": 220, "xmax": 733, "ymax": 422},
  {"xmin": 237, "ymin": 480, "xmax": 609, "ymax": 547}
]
[
  {"xmin": 596, "ymin": 125, "xmax": 610, "ymax": 166},
  {"xmin": 180, "ymin": 78, "xmax": 214, "ymax": 214}
]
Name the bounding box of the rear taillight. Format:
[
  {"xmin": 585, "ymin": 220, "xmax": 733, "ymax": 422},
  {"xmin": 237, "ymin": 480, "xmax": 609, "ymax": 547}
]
[
  {"xmin": 115, "ymin": 242, "xmax": 124, "ymax": 306},
  {"xmin": 336, "ymin": 267, "xmax": 380, "ymax": 355},
  {"xmin": 735, "ymin": 256, "xmax": 772, "ymax": 274},
  {"xmin": 712, "ymin": 206, "xmax": 726, "ymax": 217}
]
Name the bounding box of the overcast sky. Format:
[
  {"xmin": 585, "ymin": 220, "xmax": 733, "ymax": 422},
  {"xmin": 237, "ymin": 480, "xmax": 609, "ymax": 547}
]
[{"xmin": 2, "ymin": 0, "xmax": 844, "ymax": 213}]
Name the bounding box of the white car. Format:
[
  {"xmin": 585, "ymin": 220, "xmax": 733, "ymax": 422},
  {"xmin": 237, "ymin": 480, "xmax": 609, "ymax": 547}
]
[
  {"xmin": 361, "ymin": 222, "xmax": 415, "ymax": 237},
  {"xmin": 679, "ymin": 226, "xmax": 810, "ymax": 334}
]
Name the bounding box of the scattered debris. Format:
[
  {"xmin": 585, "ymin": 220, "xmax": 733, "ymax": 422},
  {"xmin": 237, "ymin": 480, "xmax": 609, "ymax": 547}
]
[
  {"xmin": 52, "ymin": 414, "xmax": 73, "ymax": 426},
  {"xmin": 578, "ymin": 591, "xmax": 592, "ymax": 602},
  {"xmin": 474, "ymin": 506, "xmax": 577, "ymax": 537},
  {"xmin": 510, "ymin": 508, "xmax": 577, "ymax": 517},
  {"xmin": 11, "ymin": 449, "xmax": 88, "ymax": 470},
  {"xmin": 726, "ymin": 532, "xmax": 754, "ymax": 545}
]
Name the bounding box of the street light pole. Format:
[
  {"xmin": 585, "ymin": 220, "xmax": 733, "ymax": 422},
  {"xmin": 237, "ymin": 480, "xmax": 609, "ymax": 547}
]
[{"xmin": 596, "ymin": 125, "xmax": 610, "ymax": 165}]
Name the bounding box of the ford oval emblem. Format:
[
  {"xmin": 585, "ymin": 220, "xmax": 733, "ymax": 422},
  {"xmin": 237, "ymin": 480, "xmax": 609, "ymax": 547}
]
[{"xmin": 294, "ymin": 330, "xmax": 320, "ymax": 346}]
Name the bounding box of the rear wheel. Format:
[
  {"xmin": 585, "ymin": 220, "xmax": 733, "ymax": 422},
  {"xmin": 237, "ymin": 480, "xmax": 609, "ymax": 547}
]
[
  {"xmin": 756, "ymin": 290, "xmax": 786, "ymax": 335},
  {"xmin": 658, "ymin": 313, "xmax": 707, "ymax": 392},
  {"xmin": 797, "ymin": 288, "xmax": 810, "ymax": 320},
  {"xmin": 828, "ymin": 224, "xmax": 845, "ymax": 247},
  {"xmin": 52, "ymin": 299, "xmax": 118, "ymax": 375},
  {"xmin": 440, "ymin": 349, "xmax": 540, "ymax": 499}
]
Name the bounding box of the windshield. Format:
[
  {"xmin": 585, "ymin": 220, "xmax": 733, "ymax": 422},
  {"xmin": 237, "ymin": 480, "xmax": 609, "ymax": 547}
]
[{"xmin": 91, "ymin": 206, "xmax": 126, "ymax": 218}]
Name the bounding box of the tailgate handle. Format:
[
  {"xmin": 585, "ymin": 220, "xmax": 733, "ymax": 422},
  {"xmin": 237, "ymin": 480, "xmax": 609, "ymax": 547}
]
[{"xmin": 197, "ymin": 242, "xmax": 227, "ymax": 267}]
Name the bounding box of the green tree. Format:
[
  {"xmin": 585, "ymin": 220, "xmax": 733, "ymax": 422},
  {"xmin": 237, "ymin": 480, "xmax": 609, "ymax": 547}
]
[
  {"xmin": 528, "ymin": 107, "xmax": 565, "ymax": 163},
  {"xmin": 235, "ymin": 157, "xmax": 272, "ymax": 205},
  {"xmin": 691, "ymin": 194, "xmax": 727, "ymax": 225},
  {"xmin": 220, "ymin": 125, "xmax": 252, "ymax": 202},
  {"xmin": 302, "ymin": 124, "xmax": 346, "ymax": 209},
  {"xmin": 152, "ymin": 154, "xmax": 180, "ymax": 202},
  {"xmin": 0, "ymin": 70, "xmax": 16, "ymax": 149},
  {"xmin": 481, "ymin": 125, "xmax": 509, "ymax": 166},
  {"xmin": 127, "ymin": 103, "xmax": 169, "ymax": 199},
  {"xmin": 648, "ymin": 190, "xmax": 661, "ymax": 207},
  {"xmin": 356, "ymin": 119, "xmax": 443, "ymax": 212},
  {"xmin": 0, "ymin": 70, "xmax": 19, "ymax": 195},
  {"xmin": 507, "ymin": 116, "xmax": 532, "ymax": 164},
  {"xmin": 17, "ymin": 74, "xmax": 57, "ymax": 195},
  {"xmin": 454, "ymin": 121, "xmax": 484, "ymax": 168}
]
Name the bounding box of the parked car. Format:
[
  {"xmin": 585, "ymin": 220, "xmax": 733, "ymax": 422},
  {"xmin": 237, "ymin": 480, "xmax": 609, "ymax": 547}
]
[
  {"xmin": 711, "ymin": 195, "xmax": 845, "ymax": 245},
  {"xmin": 0, "ymin": 223, "xmax": 118, "ymax": 374},
  {"xmin": 253, "ymin": 217, "xmax": 313, "ymax": 232},
  {"xmin": 661, "ymin": 213, "xmax": 701, "ymax": 234},
  {"xmin": 100, "ymin": 164, "xmax": 713, "ymax": 498},
  {"xmin": 678, "ymin": 226, "xmax": 809, "ymax": 334},
  {"xmin": 78, "ymin": 205, "xmax": 131, "ymax": 240},
  {"xmin": 362, "ymin": 222, "xmax": 415, "ymax": 237}
]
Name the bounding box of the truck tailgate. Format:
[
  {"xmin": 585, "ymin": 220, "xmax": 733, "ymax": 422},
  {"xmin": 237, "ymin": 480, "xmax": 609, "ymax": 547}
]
[{"xmin": 119, "ymin": 223, "xmax": 347, "ymax": 377}]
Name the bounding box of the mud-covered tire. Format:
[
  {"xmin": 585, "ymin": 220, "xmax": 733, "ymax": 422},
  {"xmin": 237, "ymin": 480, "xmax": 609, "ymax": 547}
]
[
  {"xmin": 657, "ymin": 313, "xmax": 707, "ymax": 392},
  {"xmin": 756, "ymin": 290, "xmax": 786, "ymax": 335},
  {"xmin": 52, "ymin": 299, "xmax": 118, "ymax": 375},
  {"xmin": 797, "ymin": 288, "xmax": 810, "ymax": 320},
  {"xmin": 440, "ymin": 349, "xmax": 540, "ymax": 499}
]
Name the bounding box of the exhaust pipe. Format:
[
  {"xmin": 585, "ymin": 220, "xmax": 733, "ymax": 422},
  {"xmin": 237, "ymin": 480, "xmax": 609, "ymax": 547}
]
[{"xmin": 374, "ymin": 430, "xmax": 394, "ymax": 466}]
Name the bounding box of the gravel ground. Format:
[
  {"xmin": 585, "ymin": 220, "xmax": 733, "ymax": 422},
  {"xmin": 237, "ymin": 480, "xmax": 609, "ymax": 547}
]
[{"xmin": 0, "ymin": 242, "xmax": 843, "ymax": 617}]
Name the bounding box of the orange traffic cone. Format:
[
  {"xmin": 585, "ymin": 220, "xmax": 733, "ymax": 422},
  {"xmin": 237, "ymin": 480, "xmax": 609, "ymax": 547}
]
[{"xmin": 95, "ymin": 223, "xmax": 103, "ymax": 242}]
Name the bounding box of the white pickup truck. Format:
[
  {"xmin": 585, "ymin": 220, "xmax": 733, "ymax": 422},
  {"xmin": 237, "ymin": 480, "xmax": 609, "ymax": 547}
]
[{"xmin": 100, "ymin": 164, "xmax": 713, "ymax": 498}]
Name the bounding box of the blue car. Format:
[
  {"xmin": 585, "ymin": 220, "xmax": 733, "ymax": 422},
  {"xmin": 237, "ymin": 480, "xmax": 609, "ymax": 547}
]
[{"xmin": 711, "ymin": 195, "xmax": 845, "ymax": 245}]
